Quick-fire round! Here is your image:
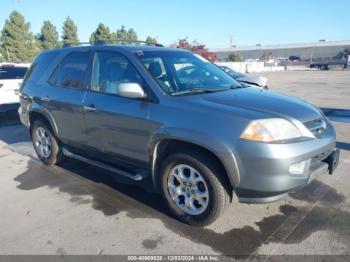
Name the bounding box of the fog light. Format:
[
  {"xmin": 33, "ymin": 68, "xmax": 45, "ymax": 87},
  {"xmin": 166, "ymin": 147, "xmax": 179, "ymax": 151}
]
[{"xmin": 289, "ymin": 160, "xmax": 308, "ymax": 175}]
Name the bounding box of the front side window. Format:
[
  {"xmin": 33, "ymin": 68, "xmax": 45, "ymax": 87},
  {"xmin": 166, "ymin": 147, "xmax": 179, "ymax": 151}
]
[
  {"xmin": 135, "ymin": 51, "xmax": 242, "ymax": 95},
  {"xmin": 91, "ymin": 51, "xmax": 143, "ymax": 95},
  {"xmin": 49, "ymin": 52, "xmax": 90, "ymax": 89},
  {"xmin": 138, "ymin": 57, "xmax": 171, "ymax": 93}
]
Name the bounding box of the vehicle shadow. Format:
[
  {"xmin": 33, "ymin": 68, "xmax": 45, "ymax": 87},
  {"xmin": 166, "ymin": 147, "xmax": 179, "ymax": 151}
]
[
  {"xmin": 0, "ymin": 110, "xmax": 21, "ymax": 127},
  {"xmin": 0, "ymin": 111, "xmax": 30, "ymax": 151},
  {"xmin": 13, "ymin": 157, "xmax": 349, "ymax": 255}
]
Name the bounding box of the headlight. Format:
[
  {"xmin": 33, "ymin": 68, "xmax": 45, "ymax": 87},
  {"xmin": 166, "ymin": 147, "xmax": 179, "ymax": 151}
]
[{"xmin": 240, "ymin": 118, "xmax": 313, "ymax": 142}]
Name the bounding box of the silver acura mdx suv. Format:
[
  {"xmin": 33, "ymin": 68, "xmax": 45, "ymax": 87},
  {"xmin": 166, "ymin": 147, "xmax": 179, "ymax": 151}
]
[{"xmin": 18, "ymin": 41, "xmax": 339, "ymax": 226}]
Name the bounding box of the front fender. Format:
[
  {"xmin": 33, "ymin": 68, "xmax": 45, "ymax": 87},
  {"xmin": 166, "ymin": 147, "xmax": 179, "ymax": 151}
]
[{"xmin": 150, "ymin": 127, "xmax": 240, "ymax": 188}]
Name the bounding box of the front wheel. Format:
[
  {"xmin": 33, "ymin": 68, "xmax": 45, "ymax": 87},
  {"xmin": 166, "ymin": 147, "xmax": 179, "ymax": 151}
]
[
  {"xmin": 31, "ymin": 120, "xmax": 64, "ymax": 165},
  {"xmin": 160, "ymin": 151, "xmax": 230, "ymax": 226}
]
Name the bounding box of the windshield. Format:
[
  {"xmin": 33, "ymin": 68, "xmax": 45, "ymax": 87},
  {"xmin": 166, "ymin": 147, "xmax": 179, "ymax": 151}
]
[{"xmin": 135, "ymin": 51, "xmax": 242, "ymax": 95}]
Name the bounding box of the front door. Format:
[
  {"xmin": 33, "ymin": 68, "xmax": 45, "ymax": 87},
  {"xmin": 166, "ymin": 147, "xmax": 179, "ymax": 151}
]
[{"xmin": 83, "ymin": 51, "xmax": 151, "ymax": 164}]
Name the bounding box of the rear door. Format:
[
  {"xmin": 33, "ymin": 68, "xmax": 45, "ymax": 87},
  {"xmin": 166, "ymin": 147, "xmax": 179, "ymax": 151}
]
[
  {"xmin": 0, "ymin": 66, "xmax": 28, "ymax": 105},
  {"xmin": 44, "ymin": 51, "xmax": 91, "ymax": 145},
  {"xmin": 83, "ymin": 50, "xmax": 151, "ymax": 164}
]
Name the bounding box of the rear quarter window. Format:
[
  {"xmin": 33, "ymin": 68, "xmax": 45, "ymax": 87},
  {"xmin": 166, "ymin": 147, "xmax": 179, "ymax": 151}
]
[{"xmin": 23, "ymin": 51, "xmax": 61, "ymax": 83}]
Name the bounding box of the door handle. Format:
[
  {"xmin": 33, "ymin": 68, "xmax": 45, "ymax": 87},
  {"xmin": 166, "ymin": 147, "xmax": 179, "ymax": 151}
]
[
  {"xmin": 41, "ymin": 96, "xmax": 50, "ymax": 102},
  {"xmin": 83, "ymin": 105, "xmax": 96, "ymax": 111}
]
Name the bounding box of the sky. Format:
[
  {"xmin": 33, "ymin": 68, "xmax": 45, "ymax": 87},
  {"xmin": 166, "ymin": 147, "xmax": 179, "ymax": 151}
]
[{"xmin": 0, "ymin": 0, "xmax": 349, "ymax": 48}]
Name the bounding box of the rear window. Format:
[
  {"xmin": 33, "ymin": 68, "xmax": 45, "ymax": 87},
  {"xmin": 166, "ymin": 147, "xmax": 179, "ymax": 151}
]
[{"xmin": 0, "ymin": 67, "xmax": 28, "ymax": 80}]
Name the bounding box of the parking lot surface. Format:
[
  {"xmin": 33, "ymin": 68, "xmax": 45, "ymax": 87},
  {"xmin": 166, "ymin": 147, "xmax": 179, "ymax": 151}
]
[{"xmin": 0, "ymin": 70, "xmax": 349, "ymax": 256}]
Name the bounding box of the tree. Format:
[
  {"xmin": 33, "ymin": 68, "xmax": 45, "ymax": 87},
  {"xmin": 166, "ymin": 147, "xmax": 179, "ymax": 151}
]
[
  {"xmin": 0, "ymin": 44, "xmax": 6, "ymax": 62},
  {"xmin": 116, "ymin": 25, "xmax": 128, "ymax": 44},
  {"xmin": 177, "ymin": 38, "xmax": 192, "ymax": 50},
  {"xmin": 116, "ymin": 25, "xmax": 138, "ymax": 44},
  {"xmin": 192, "ymin": 44, "xmax": 216, "ymax": 61},
  {"xmin": 0, "ymin": 11, "xmax": 38, "ymax": 62},
  {"xmin": 228, "ymin": 52, "xmax": 242, "ymax": 62},
  {"xmin": 90, "ymin": 23, "xmax": 112, "ymax": 44},
  {"xmin": 127, "ymin": 28, "xmax": 137, "ymax": 42},
  {"xmin": 36, "ymin": 21, "xmax": 59, "ymax": 49},
  {"xmin": 260, "ymin": 51, "xmax": 273, "ymax": 61},
  {"xmin": 62, "ymin": 17, "xmax": 79, "ymax": 43},
  {"xmin": 176, "ymin": 38, "xmax": 217, "ymax": 61},
  {"xmin": 146, "ymin": 36, "xmax": 157, "ymax": 45}
]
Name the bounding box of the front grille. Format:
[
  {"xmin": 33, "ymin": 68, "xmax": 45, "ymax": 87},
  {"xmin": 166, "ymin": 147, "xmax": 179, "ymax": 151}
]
[{"xmin": 304, "ymin": 118, "xmax": 327, "ymax": 137}]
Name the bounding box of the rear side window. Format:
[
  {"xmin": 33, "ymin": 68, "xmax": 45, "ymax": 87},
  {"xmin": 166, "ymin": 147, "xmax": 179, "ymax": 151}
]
[
  {"xmin": 0, "ymin": 67, "xmax": 28, "ymax": 80},
  {"xmin": 49, "ymin": 52, "xmax": 90, "ymax": 89},
  {"xmin": 24, "ymin": 51, "xmax": 61, "ymax": 83}
]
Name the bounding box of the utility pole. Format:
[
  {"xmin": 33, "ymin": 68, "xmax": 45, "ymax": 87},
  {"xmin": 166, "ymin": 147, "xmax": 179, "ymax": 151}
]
[{"xmin": 310, "ymin": 46, "xmax": 313, "ymax": 64}]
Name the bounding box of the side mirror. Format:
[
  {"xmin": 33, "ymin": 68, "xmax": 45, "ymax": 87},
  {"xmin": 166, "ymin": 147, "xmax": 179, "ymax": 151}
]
[{"xmin": 118, "ymin": 83, "xmax": 146, "ymax": 99}]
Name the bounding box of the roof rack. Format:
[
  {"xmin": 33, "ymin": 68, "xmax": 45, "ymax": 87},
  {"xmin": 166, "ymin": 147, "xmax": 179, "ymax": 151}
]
[{"xmin": 62, "ymin": 39, "xmax": 164, "ymax": 48}]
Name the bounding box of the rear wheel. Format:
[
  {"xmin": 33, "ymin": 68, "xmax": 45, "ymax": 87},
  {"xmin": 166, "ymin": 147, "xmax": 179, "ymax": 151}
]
[
  {"xmin": 31, "ymin": 120, "xmax": 64, "ymax": 165},
  {"xmin": 160, "ymin": 151, "xmax": 230, "ymax": 226}
]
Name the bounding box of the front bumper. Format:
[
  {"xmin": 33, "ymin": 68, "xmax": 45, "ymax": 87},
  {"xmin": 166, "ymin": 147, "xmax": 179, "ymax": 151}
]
[{"xmin": 233, "ymin": 122, "xmax": 338, "ymax": 203}]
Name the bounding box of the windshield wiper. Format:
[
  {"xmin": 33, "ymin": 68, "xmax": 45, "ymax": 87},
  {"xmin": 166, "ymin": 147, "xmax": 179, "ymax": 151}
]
[
  {"xmin": 229, "ymin": 84, "xmax": 246, "ymax": 89},
  {"xmin": 172, "ymin": 89, "xmax": 214, "ymax": 96},
  {"xmin": 172, "ymin": 87, "xmax": 229, "ymax": 96}
]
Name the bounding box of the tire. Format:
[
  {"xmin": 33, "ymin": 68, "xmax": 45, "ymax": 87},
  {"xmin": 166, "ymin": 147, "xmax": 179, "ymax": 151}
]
[
  {"xmin": 31, "ymin": 120, "xmax": 64, "ymax": 165},
  {"xmin": 160, "ymin": 150, "xmax": 230, "ymax": 226}
]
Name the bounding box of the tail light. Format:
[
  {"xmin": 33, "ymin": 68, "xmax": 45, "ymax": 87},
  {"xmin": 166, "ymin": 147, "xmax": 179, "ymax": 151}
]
[{"xmin": 0, "ymin": 64, "xmax": 15, "ymax": 68}]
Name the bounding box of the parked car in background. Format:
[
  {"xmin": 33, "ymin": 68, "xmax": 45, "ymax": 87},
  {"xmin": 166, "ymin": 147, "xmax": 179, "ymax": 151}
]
[
  {"xmin": 19, "ymin": 43, "xmax": 338, "ymax": 226},
  {"xmin": 289, "ymin": 56, "xmax": 301, "ymax": 62},
  {"xmin": 219, "ymin": 66, "xmax": 268, "ymax": 89},
  {"xmin": 0, "ymin": 63, "xmax": 30, "ymax": 113},
  {"xmin": 309, "ymin": 59, "xmax": 347, "ymax": 70}
]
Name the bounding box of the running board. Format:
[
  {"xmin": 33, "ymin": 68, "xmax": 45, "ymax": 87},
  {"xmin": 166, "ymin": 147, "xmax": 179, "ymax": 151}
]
[{"xmin": 62, "ymin": 147, "xmax": 148, "ymax": 181}]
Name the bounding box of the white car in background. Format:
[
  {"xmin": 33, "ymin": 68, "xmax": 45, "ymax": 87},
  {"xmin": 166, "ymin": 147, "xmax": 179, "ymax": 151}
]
[
  {"xmin": 0, "ymin": 63, "xmax": 30, "ymax": 113},
  {"xmin": 220, "ymin": 66, "xmax": 268, "ymax": 89}
]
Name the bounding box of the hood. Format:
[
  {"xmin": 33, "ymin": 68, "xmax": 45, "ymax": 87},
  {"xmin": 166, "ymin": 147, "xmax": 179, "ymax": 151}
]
[
  {"xmin": 195, "ymin": 88, "xmax": 321, "ymax": 123},
  {"xmin": 237, "ymin": 75, "xmax": 267, "ymax": 87}
]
